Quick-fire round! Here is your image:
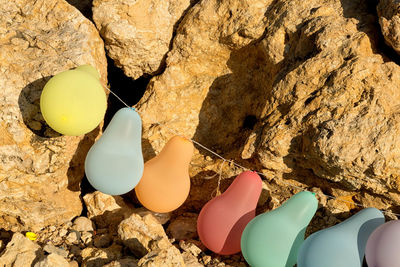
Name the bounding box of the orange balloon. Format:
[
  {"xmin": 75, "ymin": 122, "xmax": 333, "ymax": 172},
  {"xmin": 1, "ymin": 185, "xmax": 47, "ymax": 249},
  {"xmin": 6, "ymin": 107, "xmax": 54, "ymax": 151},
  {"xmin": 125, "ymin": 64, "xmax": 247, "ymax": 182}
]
[{"xmin": 135, "ymin": 136, "xmax": 194, "ymax": 213}]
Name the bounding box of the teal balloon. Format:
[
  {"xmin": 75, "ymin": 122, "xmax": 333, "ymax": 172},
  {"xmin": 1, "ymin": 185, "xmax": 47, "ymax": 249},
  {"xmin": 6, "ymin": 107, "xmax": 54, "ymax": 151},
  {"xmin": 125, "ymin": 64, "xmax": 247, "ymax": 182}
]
[
  {"xmin": 297, "ymin": 208, "xmax": 385, "ymax": 267},
  {"xmin": 241, "ymin": 191, "xmax": 318, "ymax": 267},
  {"xmin": 85, "ymin": 107, "xmax": 144, "ymax": 195}
]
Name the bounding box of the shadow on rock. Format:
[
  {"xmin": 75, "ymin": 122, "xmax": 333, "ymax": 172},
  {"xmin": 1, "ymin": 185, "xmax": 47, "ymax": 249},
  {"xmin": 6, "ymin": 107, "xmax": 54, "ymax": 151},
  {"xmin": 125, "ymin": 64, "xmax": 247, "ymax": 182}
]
[
  {"xmin": 192, "ymin": 42, "xmax": 273, "ymax": 159},
  {"xmin": 18, "ymin": 76, "xmax": 61, "ymax": 138}
]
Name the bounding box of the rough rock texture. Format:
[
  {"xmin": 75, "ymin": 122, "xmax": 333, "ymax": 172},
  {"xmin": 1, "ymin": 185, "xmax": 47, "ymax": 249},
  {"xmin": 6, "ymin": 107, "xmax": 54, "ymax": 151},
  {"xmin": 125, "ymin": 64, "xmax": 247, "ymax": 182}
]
[
  {"xmin": 118, "ymin": 213, "xmax": 184, "ymax": 266},
  {"xmin": 136, "ymin": 0, "xmax": 400, "ymax": 215},
  {"xmin": 72, "ymin": 217, "xmax": 95, "ymax": 232},
  {"xmin": 81, "ymin": 244, "xmax": 123, "ymax": 267},
  {"xmin": 0, "ymin": 233, "xmax": 43, "ymax": 266},
  {"xmin": 34, "ymin": 253, "xmax": 70, "ymax": 267},
  {"xmin": 92, "ymin": 0, "xmax": 192, "ymax": 79},
  {"xmin": 138, "ymin": 246, "xmax": 185, "ymax": 267},
  {"xmin": 83, "ymin": 191, "xmax": 134, "ymax": 230},
  {"xmin": 167, "ymin": 212, "xmax": 198, "ymax": 240},
  {"xmin": 0, "ymin": 0, "xmax": 107, "ymax": 231},
  {"xmin": 104, "ymin": 258, "xmax": 138, "ymax": 267},
  {"xmin": 377, "ymin": 0, "xmax": 400, "ymax": 54}
]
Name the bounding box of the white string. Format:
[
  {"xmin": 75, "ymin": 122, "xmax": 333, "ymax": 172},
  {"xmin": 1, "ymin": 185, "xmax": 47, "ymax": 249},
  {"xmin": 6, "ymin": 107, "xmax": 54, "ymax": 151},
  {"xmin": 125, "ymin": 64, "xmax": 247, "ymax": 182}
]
[
  {"xmin": 210, "ymin": 159, "xmax": 226, "ymax": 198},
  {"xmin": 105, "ymin": 87, "xmax": 131, "ymax": 109}
]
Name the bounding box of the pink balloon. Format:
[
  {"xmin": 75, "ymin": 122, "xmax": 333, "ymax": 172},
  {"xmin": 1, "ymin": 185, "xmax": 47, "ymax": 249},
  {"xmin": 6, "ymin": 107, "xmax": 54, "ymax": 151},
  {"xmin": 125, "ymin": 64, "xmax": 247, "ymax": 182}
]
[
  {"xmin": 197, "ymin": 171, "xmax": 262, "ymax": 255},
  {"xmin": 366, "ymin": 220, "xmax": 400, "ymax": 267}
]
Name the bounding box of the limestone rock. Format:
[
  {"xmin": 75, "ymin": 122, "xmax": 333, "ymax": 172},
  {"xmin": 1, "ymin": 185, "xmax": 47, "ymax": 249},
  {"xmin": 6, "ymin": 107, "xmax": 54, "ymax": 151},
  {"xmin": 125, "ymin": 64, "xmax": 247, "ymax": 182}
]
[
  {"xmin": 66, "ymin": 231, "xmax": 80, "ymax": 245},
  {"xmin": 81, "ymin": 244, "xmax": 123, "ymax": 267},
  {"xmin": 72, "ymin": 216, "xmax": 95, "ymax": 232},
  {"xmin": 83, "ymin": 191, "xmax": 134, "ymax": 229},
  {"xmin": 182, "ymin": 252, "xmax": 203, "ymax": 267},
  {"xmin": 136, "ymin": 0, "xmax": 400, "ymax": 215},
  {"xmin": 377, "ymin": 0, "xmax": 400, "ymax": 54},
  {"xmin": 117, "ymin": 212, "xmax": 185, "ymax": 266},
  {"xmin": 34, "ymin": 253, "xmax": 70, "ymax": 267},
  {"xmin": 81, "ymin": 231, "xmax": 93, "ymax": 245},
  {"xmin": 133, "ymin": 207, "xmax": 171, "ymax": 225},
  {"xmin": 117, "ymin": 213, "xmax": 172, "ymax": 258},
  {"xmin": 0, "ymin": 0, "xmax": 107, "ymax": 231},
  {"xmin": 0, "ymin": 232, "xmax": 43, "ymax": 267},
  {"xmin": 43, "ymin": 244, "xmax": 69, "ymax": 258},
  {"xmin": 179, "ymin": 240, "xmax": 203, "ymax": 256},
  {"xmin": 92, "ymin": 0, "xmax": 191, "ymax": 78},
  {"xmin": 167, "ymin": 213, "xmax": 198, "ymax": 240},
  {"xmin": 104, "ymin": 258, "xmax": 139, "ymax": 267},
  {"xmin": 138, "ymin": 246, "xmax": 185, "ymax": 267}
]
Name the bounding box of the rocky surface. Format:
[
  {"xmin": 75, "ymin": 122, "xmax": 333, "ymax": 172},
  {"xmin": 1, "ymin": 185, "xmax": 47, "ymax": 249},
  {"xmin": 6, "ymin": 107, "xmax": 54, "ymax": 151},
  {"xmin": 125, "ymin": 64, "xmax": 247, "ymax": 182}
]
[
  {"xmin": 136, "ymin": 0, "xmax": 400, "ymax": 214},
  {"xmin": 0, "ymin": 0, "xmax": 107, "ymax": 232},
  {"xmin": 0, "ymin": 233, "xmax": 43, "ymax": 266},
  {"xmin": 377, "ymin": 0, "xmax": 400, "ymax": 54},
  {"xmin": 118, "ymin": 213, "xmax": 184, "ymax": 266},
  {"xmin": 92, "ymin": 0, "xmax": 192, "ymax": 79}
]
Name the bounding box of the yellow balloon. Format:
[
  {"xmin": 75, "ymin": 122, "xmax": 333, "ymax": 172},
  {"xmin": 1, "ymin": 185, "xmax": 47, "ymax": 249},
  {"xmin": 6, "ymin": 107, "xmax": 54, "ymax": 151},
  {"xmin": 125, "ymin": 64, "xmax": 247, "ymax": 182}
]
[
  {"xmin": 135, "ymin": 136, "xmax": 194, "ymax": 213},
  {"xmin": 40, "ymin": 65, "xmax": 107, "ymax": 136}
]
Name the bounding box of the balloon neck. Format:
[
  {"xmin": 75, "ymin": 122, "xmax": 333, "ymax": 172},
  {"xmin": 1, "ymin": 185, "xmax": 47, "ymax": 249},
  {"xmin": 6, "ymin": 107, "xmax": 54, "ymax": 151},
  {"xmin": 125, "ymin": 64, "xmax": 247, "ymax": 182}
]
[{"xmin": 279, "ymin": 191, "xmax": 317, "ymax": 225}]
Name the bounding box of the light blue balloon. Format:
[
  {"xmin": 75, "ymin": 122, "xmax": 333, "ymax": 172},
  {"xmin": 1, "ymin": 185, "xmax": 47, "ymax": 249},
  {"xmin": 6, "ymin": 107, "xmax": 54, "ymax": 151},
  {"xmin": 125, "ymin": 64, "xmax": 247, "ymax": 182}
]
[
  {"xmin": 297, "ymin": 207, "xmax": 385, "ymax": 267},
  {"xmin": 85, "ymin": 107, "xmax": 144, "ymax": 195}
]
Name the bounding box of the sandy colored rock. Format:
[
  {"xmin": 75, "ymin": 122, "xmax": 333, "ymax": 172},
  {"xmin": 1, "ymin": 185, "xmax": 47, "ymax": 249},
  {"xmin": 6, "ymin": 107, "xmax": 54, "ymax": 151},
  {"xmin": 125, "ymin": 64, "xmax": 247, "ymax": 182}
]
[
  {"xmin": 118, "ymin": 212, "xmax": 185, "ymax": 266},
  {"xmin": 138, "ymin": 247, "xmax": 185, "ymax": 267},
  {"xmin": 83, "ymin": 191, "xmax": 134, "ymax": 229},
  {"xmin": 0, "ymin": 233, "xmax": 43, "ymax": 267},
  {"xmin": 72, "ymin": 216, "xmax": 94, "ymax": 232},
  {"xmin": 93, "ymin": 0, "xmax": 191, "ymax": 79},
  {"xmin": 104, "ymin": 258, "xmax": 139, "ymax": 267},
  {"xmin": 133, "ymin": 207, "xmax": 171, "ymax": 225},
  {"xmin": 43, "ymin": 244, "xmax": 69, "ymax": 258},
  {"xmin": 0, "ymin": 0, "xmax": 107, "ymax": 232},
  {"xmin": 118, "ymin": 213, "xmax": 172, "ymax": 257},
  {"xmin": 34, "ymin": 253, "xmax": 70, "ymax": 267},
  {"xmin": 377, "ymin": 0, "xmax": 400, "ymax": 54},
  {"xmin": 182, "ymin": 252, "xmax": 203, "ymax": 267},
  {"xmin": 81, "ymin": 244, "xmax": 123, "ymax": 267},
  {"xmin": 136, "ymin": 0, "xmax": 400, "ymax": 217},
  {"xmin": 167, "ymin": 213, "xmax": 198, "ymax": 240}
]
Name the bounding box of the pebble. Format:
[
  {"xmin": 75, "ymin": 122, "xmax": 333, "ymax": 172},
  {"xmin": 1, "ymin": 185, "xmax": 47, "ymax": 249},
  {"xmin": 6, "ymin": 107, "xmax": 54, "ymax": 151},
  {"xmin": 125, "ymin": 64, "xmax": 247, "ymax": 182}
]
[
  {"xmin": 80, "ymin": 231, "xmax": 93, "ymax": 245},
  {"xmin": 66, "ymin": 231, "xmax": 80, "ymax": 244},
  {"xmin": 59, "ymin": 229, "xmax": 68, "ymax": 237},
  {"xmin": 179, "ymin": 240, "xmax": 202, "ymax": 256},
  {"xmin": 201, "ymin": 255, "xmax": 212, "ymax": 265},
  {"xmin": 72, "ymin": 217, "xmax": 94, "ymax": 232},
  {"xmin": 44, "ymin": 243, "xmax": 69, "ymax": 258}
]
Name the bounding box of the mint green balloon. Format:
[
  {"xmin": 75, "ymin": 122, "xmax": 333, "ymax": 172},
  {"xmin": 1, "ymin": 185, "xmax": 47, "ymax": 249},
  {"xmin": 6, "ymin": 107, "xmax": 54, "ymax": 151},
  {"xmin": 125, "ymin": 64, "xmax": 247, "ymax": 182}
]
[
  {"xmin": 85, "ymin": 107, "xmax": 144, "ymax": 195},
  {"xmin": 241, "ymin": 191, "xmax": 318, "ymax": 267},
  {"xmin": 297, "ymin": 208, "xmax": 384, "ymax": 267}
]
